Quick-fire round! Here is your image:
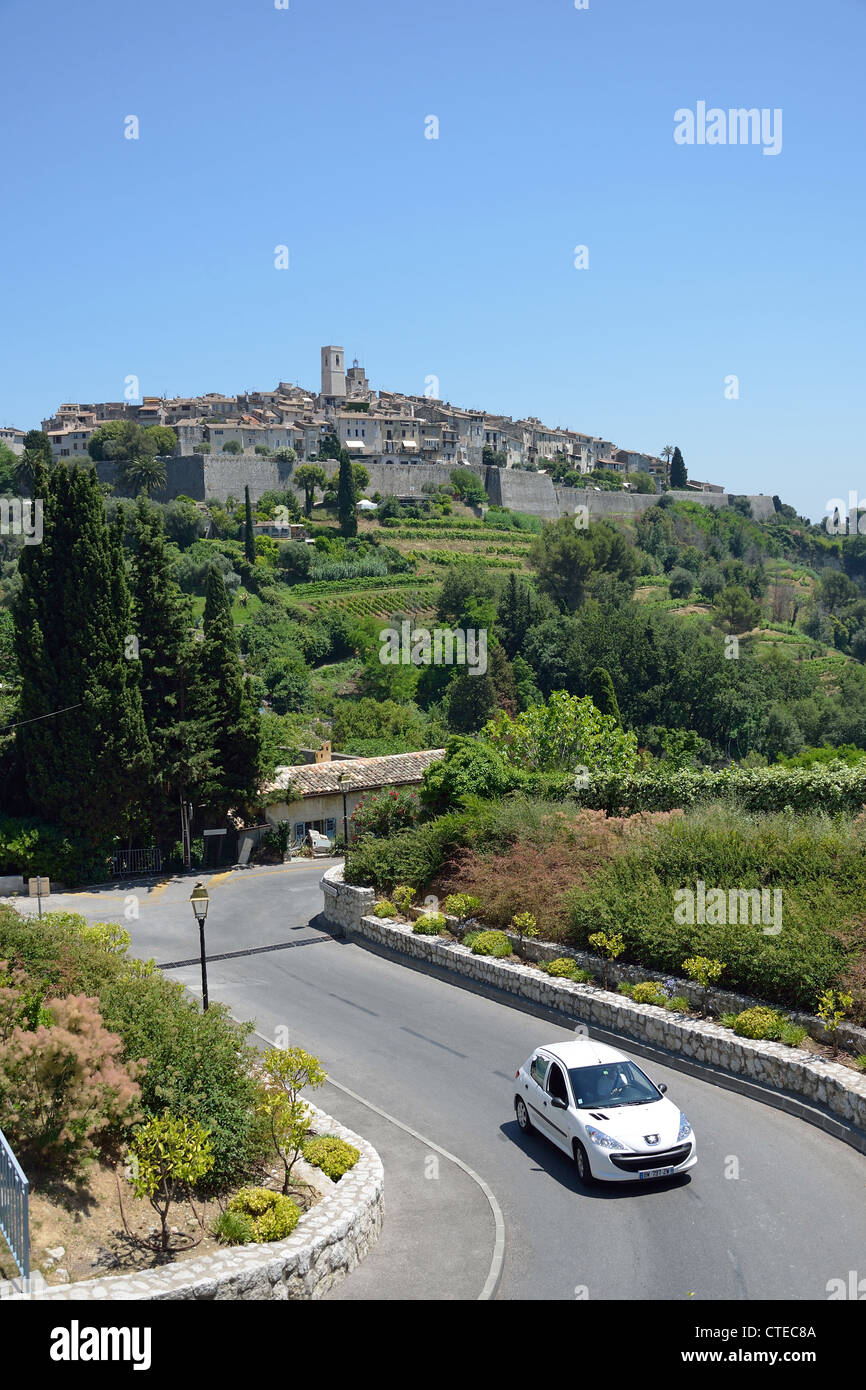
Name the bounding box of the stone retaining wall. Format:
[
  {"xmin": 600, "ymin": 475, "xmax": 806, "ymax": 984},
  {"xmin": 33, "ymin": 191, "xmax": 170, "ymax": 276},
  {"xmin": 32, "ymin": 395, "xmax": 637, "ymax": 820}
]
[
  {"xmin": 35, "ymin": 1101, "xmax": 383, "ymax": 1302},
  {"xmin": 320, "ymin": 866, "xmax": 866, "ymax": 1053},
  {"xmin": 321, "ymin": 867, "xmax": 866, "ymax": 1142}
]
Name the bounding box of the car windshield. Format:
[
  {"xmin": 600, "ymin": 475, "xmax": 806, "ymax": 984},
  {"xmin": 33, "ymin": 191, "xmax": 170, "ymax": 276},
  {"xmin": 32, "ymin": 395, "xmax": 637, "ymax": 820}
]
[{"xmin": 567, "ymin": 1061, "xmax": 661, "ymax": 1109}]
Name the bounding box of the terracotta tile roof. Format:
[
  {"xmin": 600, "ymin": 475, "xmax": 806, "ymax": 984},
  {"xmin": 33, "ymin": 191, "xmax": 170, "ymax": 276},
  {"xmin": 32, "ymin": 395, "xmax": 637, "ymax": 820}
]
[{"xmin": 261, "ymin": 749, "xmax": 446, "ymax": 799}]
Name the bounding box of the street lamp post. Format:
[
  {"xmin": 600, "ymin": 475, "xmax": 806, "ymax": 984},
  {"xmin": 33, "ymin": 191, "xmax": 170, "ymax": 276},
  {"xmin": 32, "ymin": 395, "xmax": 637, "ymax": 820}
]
[
  {"xmin": 189, "ymin": 881, "xmax": 210, "ymax": 1012},
  {"xmin": 337, "ymin": 771, "xmax": 350, "ymax": 851}
]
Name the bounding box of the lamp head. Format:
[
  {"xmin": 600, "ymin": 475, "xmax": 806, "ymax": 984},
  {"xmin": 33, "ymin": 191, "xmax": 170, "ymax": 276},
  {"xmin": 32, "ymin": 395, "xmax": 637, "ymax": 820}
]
[{"xmin": 190, "ymin": 880, "xmax": 210, "ymax": 922}]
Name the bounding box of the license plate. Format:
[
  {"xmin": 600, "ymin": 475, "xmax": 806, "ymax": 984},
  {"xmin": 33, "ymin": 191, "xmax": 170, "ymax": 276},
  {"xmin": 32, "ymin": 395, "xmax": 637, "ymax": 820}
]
[{"xmin": 638, "ymin": 1165, "xmax": 675, "ymax": 1180}]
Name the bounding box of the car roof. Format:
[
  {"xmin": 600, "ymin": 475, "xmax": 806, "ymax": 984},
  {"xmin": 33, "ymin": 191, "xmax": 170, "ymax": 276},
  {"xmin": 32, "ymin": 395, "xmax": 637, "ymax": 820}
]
[{"xmin": 537, "ymin": 1039, "xmax": 628, "ymax": 1068}]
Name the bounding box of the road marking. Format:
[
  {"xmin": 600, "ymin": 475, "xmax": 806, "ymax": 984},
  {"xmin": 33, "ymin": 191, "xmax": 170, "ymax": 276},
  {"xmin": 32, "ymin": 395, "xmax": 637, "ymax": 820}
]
[
  {"xmin": 156, "ymin": 936, "xmax": 337, "ymax": 970},
  {"xmin": 214, "ymin": 863, "xmax": 342, "ymax": 888},
  {"xmin": 401, "ymin": 1026, "xmax": 467, "ymax": 1058},
  {"xmin": 252, "ymin": 1029, "xmax": 506, "ymax": 1302}
]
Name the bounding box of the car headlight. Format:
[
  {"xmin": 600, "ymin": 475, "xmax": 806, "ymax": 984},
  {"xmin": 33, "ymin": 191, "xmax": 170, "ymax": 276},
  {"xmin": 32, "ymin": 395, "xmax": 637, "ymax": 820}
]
[
  {"xmin": 677, "ymin": 1113, "xmax": 692, "ymax": 1141},
  {"xmin": 585, "ymin": 1125, "xmax": 626, "ymax": 1151}
]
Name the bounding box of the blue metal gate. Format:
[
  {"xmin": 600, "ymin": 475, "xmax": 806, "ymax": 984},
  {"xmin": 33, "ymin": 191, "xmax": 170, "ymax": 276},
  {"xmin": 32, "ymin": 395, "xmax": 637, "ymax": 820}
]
[{"xmin": 0, "ymin": 1128, "xmax": 29, "ymax": 1280}]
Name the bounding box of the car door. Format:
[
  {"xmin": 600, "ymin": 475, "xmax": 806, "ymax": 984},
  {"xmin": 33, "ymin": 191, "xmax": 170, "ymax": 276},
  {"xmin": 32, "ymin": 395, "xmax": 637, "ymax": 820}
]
[
  {"xmin": 523, "ymin": 1052, "xmax": 551, "ymax": 1134},
  {"xmin": 542, "ymin": 1060, "xmax": 574, "ymax": 1154}
]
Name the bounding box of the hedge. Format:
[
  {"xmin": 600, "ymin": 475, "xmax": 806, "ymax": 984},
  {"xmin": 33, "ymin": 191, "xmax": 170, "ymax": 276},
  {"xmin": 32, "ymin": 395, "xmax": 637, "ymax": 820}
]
[{"xmin": 555, "ymin": 765, "xmax": 866, "ymax": 816}]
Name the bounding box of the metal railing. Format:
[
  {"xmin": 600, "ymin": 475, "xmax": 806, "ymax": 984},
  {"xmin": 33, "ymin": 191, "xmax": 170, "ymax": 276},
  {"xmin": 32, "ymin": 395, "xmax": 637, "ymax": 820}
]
[
  {"xmin": 0, "ymin": 1128, "xmax": 29, "ymax": 1280},
  {"xmin": 110, "ymin": 847, "xmax": 162, "ymax": 877}
]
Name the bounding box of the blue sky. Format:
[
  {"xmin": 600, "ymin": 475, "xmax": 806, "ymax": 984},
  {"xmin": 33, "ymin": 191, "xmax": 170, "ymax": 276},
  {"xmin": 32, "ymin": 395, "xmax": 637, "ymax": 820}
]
[{"xmin": 1, "ymin": 0, "xmax": 863, "ymax": 522}]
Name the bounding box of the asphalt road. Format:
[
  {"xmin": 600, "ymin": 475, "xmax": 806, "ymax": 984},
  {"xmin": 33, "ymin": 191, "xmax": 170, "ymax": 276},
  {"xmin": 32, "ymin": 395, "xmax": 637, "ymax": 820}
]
[{"xmin": 12, "ymin": 862, "xmax": 866, "ymax": 1301}]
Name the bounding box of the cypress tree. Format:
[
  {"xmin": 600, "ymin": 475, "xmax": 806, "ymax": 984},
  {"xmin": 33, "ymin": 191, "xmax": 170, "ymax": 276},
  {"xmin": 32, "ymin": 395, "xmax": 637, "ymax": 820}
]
[
  {"xmin": 587, "ymin": 666, "xmax": 621, "ymax": 725},
  {"xmin": 337, "ymin": 448, "xmax": 357, "ymax": 538},
  {"xmin": 669, "ymin": 447, "xmax": 687, "ymax": 489},
  {"xmin": 198, "ymin": 568, "xmax": 262, "ymax": 812},
  {"xmin": 497, "ymin": 572, "xmax": 534, "ymax": 658},
  {"xmin": 129, "ymin": 499, "xmax": 218, "ymax": 846},
  {"xmin": 13, "ymin": 464, "xmax": 151, "ymax": 843},
  {"xmin": 243, "ymin": 485, "xmax": 256, "ymax": 564},
  {"xmin": 445, "ymin": 670, "xmax": 498, "ymax": 733}
]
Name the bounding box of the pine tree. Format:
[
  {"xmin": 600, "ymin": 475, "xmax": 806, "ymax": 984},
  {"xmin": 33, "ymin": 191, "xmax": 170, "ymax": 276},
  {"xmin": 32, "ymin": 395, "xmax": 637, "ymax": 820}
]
[
  {"xmin": 243, "ymin": 485, "xmax": 256, "ymax": 564},
  {"xmin": 198, "ymin": 568, "xmax": 262, "ymax": 812},
  {"xmin": 587, "ymin": 666, "xmax": 621, "ymax": 725},
  {"xmin": 129, "ymin": 499, "xmax": 218, "ymax": 848},
  {"xmin": 669, "ymin": 447, "xmax": 687, "ymax": 489},
  {"xmin": 13, "ymin": 463, "xmax": 151, "ymax": 843},
  {"xmin": 337, "ymin": 449, "xmax": 357, "ymax": 538}
]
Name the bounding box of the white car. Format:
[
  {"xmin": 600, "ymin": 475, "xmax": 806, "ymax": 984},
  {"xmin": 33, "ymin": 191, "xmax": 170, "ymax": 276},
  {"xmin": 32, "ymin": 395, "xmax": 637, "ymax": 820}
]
[{"xmin": 514, "ymin": 1038, "xmax": 697, "ymax": 1185}]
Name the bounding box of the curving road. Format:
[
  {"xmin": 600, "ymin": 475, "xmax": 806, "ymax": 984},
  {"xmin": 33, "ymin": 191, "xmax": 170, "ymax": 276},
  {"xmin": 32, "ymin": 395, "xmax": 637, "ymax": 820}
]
[{"xmin": 14, "ymin": 862, "xmax": 866, "ymax": 1301}]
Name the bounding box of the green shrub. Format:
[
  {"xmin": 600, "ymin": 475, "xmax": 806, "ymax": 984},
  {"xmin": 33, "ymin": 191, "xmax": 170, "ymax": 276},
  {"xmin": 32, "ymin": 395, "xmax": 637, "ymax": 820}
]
[
  {"xmin": 226, "ymin": 1187, "xmax": 300, "ymax": 1242},
  {"xmin": 569, "ymin": 765, "xmax": 866, "ymax": 817},
  {"xmin": 213, "ymin": 1209, "xmax": 256, "ymax": 1245},
  {"xmin": 461, "ymin": 929, "xmax": 482, "ymax": 949},
  {"xmin": 372, "ymin": 900, "xmax": 397, "ymax": 919},
  {"xmin": 780, "ymin": 1022, "xmax": 807, "ymax": 1047},
  {"xmin": 732, "ymin": 1007, "xmax": 786, "ymax": 1040},
  {"xmin": 0, "ymin": 906, "xmax": 268, "ymax": 1192},
  {"xmin": 563, "ymin": 807, "xmax": 865, "ymax": 1013},
  {"xmin": 0, "ymin": 816, "xmax": 112, "ymax": 888},
  {"xmin": 413, "ymin": 913, "xmax": 446, "ymax": 935},
  {"xmin": 391, "ymin": 884, "xmax": 417, "ymax": 911},
  {"xmin": 665, "ymin": 996, "xmax": 690, "ymax": 1013},
  {"xmin": 617, "ymin": 981, "xmax": 635, "ymax": 997},
  {"xmin": 719, "ymin": 1012, "xmax": 739, "ymax": 1028},
  {"xmin": 630, "ymin": 982, "xmax": 668, "ymax": 1006},
  {"xmin": 856, "ymin": 1055, "xmax": 866, "ymax": 1071},
  {"xmin": 302, "ymin": 1135, "xmax": 360, "ymax": 1181},
  {"xmin": 469, "ymin": 930, "xmax": 511, "ymax": 958},
  {"xmin": 443, "ymin": 893, "xmax": 481, "ymax": 920},
  {"xmin": 545, "ymin": 958, "xmax": 592, "ymax": 983},
  {"xmin": 98, "ymin": 972, "xmax": 269, "ymax": 1193}
]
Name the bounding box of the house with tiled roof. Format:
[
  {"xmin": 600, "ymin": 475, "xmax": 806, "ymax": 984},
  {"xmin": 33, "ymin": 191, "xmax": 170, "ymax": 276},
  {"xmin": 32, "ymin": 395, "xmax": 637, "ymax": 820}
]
[{"xmin": 260, "ymin": 747, "xmax": 446, "ymax": 846}]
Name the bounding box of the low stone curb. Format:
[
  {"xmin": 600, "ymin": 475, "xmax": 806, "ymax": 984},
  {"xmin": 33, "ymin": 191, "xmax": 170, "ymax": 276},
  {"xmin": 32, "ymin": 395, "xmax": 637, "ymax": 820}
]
[
  {"xmin": 34, "ymin": 1101, "xmax": 384, "ymax": 1302},
  {"xmin": 321, "ymin": 866, "xmax": 866, "ymax": 1151}
]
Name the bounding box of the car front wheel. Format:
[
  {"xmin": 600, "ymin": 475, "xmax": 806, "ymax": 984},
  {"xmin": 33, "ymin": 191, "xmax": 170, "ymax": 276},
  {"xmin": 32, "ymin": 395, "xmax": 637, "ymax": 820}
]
[
  {"xmin": 573, "ymin": 1139, "xmax": 595, "ymax": 1187},
  {"xmin": 515, "ymin": 1097, "xmax": 532, "ymax": 1134}
]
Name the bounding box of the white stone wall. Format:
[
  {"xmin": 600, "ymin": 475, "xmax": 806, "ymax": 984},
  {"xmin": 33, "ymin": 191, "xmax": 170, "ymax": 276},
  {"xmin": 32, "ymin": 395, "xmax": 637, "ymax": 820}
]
[
  {"xmin": 35, "ymin": 1101, "xmax": 383, "ymax": 1302},
  {"xmin": 321, "ymin": 865, "xmax": 375, "ymax": 933}
]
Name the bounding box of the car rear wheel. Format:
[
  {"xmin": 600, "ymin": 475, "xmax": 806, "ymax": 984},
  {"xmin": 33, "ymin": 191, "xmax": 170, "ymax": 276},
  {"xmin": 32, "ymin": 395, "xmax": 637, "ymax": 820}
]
[
  {"xmin": 515, "ymin": 1097, "xmax": 532, "ymax": 1134},
  {"xmin": 573, "ymin": 1139, "xmax": 595, "ymax": 1186}
]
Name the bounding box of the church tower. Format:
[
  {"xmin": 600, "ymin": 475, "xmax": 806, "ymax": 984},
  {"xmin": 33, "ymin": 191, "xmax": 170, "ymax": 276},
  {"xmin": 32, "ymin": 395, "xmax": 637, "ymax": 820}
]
[{"xmin": 321, "ymin": 345, "xmax": 346, "ymax": 401}]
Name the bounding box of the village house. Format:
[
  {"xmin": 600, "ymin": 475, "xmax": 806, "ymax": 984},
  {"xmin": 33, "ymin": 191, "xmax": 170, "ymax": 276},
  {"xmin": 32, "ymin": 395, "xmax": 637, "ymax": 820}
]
[{"xmin": 260, "ymin": 747, "xmax": 445, "ymax": 847}]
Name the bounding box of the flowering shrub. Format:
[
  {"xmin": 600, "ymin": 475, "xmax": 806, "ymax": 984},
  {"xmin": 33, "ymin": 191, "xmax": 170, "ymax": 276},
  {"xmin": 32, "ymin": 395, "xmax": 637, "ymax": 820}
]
[
  {"xmin": 350, "ymin": 787, "xmax": 421, "ymax": 840},
  {"xmin": 0, "ymin": 990, "xmax": 141, "ymax": 1174}
]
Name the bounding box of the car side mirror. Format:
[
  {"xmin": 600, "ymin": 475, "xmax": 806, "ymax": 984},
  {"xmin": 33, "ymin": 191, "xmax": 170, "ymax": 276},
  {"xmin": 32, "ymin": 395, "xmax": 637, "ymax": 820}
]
[
  {"xmin": 657, "ymin": 1083, "xmax": 667, "ymax": 1094},
  {"xmin": 550, "ymin": 1096, "xmax": 568, "ymax": 1110}
]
